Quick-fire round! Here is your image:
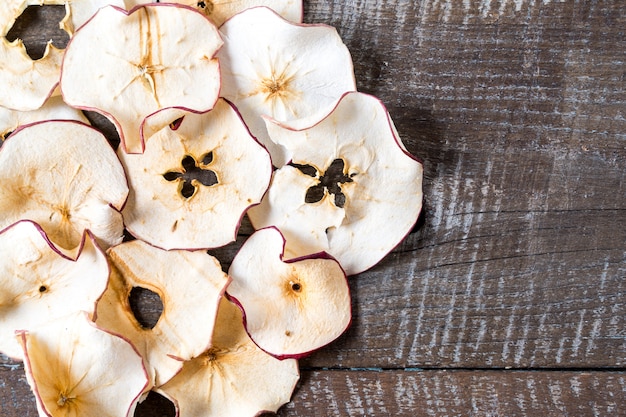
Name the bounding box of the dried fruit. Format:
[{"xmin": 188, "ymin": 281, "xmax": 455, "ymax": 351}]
[
  {"xmin": 217, "ymin": 6, "xmax": 356, "ymax": 166},
  {"xmin": 0, "ymin": 0, "xmax": 148, "ymax": 111},
  {"xmin": 164, "ymin": 0, "xmax": 303, "ymax": 26},
  {"xmin": 0, "ymin": 220, "xmax": 108, "ymax": 360},
  {"xmin": 60, "ymin": 4, "xmax": 223, "ymax": 153},
  {"xmin": 0, "ymin": 120, "xmax": 128, "ymax": 257},
  {"xmin": 0, "ymin": 95, "xmax": 88, "ymax": 141},
  {"xmin": 0, "ymin": 4, "xmax": 424, "ymax": 416},
  {"xmin": 158, "ymin": 297, "xmax": 300, "ymax": 417},
  {"xmin": 248, "ymin": 92, "xmax": 424, "ymax": 275},
  {"xmin": 119, "ymin": 98, "xmax": 272, "ymax": 250},
  {"xmin": 0, "ymin": 1, "xmax": 65, "ymax": 110},
  {"xmin": 228, "ymin": 227, "xmax": 351, "ymax": 358},
  {"xmin": 18, "ymin": 312, "xmax": 148, "ymax": 417},
  {"xmin": 95, "ymin": 239, "xmax": 230, "ymax": 387}
]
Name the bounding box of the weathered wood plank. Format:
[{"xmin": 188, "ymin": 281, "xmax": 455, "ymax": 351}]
[
  {"xmin": 304, "ymin": 213, "xmax": 626, "ymax": 368},
  {"xmin": 279, "ymin": 369, "xmax": 626, "ymax": 416}
]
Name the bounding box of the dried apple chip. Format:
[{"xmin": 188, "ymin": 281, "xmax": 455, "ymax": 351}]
[
  {"xmin": 120, "ymin": 99, "xmax": 272, "ymax": 250},
  {"xmin": 0, "ymin": 120, "xmax": 128, "ymax": 257},
  {"xmin": 248, "ymin": 92, "xmax": 424, "ymax": 275},
  {"xmin": 165, "ymin": 0, "xmax": 303, "ymax": 26},
  {"xmin": 217, "ymin": 6, "xmax": 356, "ymax": 166},
  {"xmin": 18, "ymin": 312, "xmax": 148, "ymax": 417},
  {"xmin": 0, "ymin": 95, "xmax": 88, "ymax": 141},
  {"xmin": 228, "ymin": 227, "xmax": 351, "ymax": 358},
  {"xmin": 158, "ymin": 297, "xmax": 299, "ymax": 417},
  {"xmin": 60, "ymin": 4, "xmax": 223, "ymax": 153},
  {"xmin": 95, "ymin": 240, "xmax": 230, "ymax": 388},
  {"xmin": 0, "ymin": 0, "xmax": 147, "ymax": 111},
  {"xmin": 0, "ymin": 220, "xmax": 108, "ymax": 360},
  {"xmin": 0, "ymin": 0, "xmax": 65, "ymax": 110}
]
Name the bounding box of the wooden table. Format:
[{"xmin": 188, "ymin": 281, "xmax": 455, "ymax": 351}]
[{"xmin": 1, "ymin": 1, "xmax": 624, "ymax": 415}]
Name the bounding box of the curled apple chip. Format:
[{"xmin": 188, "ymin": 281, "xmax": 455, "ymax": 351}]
[
  {"xmin": 0, "ymin": 0, "xmax": 66, "ymax": 110},
  {"xmin": 158, "ymin": 297, "xmax": 299, "ymax": 417},
  {"xmin": 95, "ymin": 239, "xmax": 231, "ymax": 387},
  {"xmin": 60, "ymin": 4, "xmax": 223, "ymax": 153},
  {"xmin": 228, "ymin": 227, "xmax": 351, "ymax": 358},
  {"xmin": 167, "ymin": 0, "xmax": 303, "ymax": 26},
  {"xmin": 120, "ymin": 98, "xmax": 272, "ymax": 250},
  {"xmin": 0, "ymin": 0, "xmax": 146, "ymax": 111},
  {"xmin": 248, "ymin": 92, "xmax": 424, "ymax": 275},
  {"xmin": 0, "ymin": 220, "xmax": 108, "ymax": 360},
  {"xmin": 0, "ymin": 120, "xmax": 128, "ymax": 257},
  {"xmin": 0, "ymin": 95, "xmax": 88, "ymax": 141},
  {"xmin": 217, "ymin": 6, "xmax": 356, "ymax": 166},
  {"xmin": 18, "ymin": 312, "xmax": 148, "ymax": 417}
]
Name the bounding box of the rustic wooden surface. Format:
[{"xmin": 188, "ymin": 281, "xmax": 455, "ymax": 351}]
[{"xmin": 1, "ymin": 1, "xmax": 625, "ymax": 416}]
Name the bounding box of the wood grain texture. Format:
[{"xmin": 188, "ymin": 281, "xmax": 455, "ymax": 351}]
[
  {"xmin": 1, "ymin": 1, "xmax": 624, "ymax": 416},
  {"xmin": 279, "ymin": 370, "xmax": 626, "ymax": 416}
]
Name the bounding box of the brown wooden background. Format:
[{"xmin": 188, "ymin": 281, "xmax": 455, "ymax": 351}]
[{"xmin": 1, "ymin": 1, "xmax": 625, "ymax": 416}]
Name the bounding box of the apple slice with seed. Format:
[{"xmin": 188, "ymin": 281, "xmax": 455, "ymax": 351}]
[
  {"xmin": 165, "ymin": 0, "xmax": 303, "ymax": 26},
  {"xmin": 95, "ymin": 239, "xmax": 231, "ymax": 388},
  {"xmin": 248, "ymin": 92, "xmax": 424, "ymax": 275},
  {"xmin": 157, "ymin": 297, "xmax": 300, "ymax": 417},
  {"xmin": 119, "ymin": 98, "xmax": 272, "ymax": 250},
  {"xmin": 0, "ymin": 220, "xmax": 108, "ymax": 361},
  {"xmin": 217, "ymin": 6, "xmax": 356, "ymax": 167},
  {"xmin": 227, "ymin": 227, "xmax": 351, "ymax": 359},
  {"xmin": 60, "ymin": 4, "xmax": 223, "ymax": 153},
  {"xmin": 18, "ymin": 312, "xmax": 148, "ymax": 417},
  {"xmin": 0, "ymin": 120, "xmax": 128, "ymax": 257}
]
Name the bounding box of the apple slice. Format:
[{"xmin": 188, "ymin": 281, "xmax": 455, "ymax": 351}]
[
  {"xmin": 217, "ymin": 6, "xmax": 356, "ymax": 167},
  {"xmin": 157, "ymin": 297, "xmax": 300, "ymax": 417},
  {"xmin": 0, "ymin": 0, "xmax": 148, "ymax": 111},
  {"xmin": 247, "ymin": 92, "xmax": 424, "ymax": 276},
  {"xmin": 17, "ymin": 312, "xmax": 148, "ymax": 417},
  {"xmin": 95, "ymin": 239, "xmax": 231, "ymax": 388},
  {"xmin": 60, "ymin": 4, "xmax": 223, "ymax": 153},
  {"xmin": 0, "ymin": 0, "xmax": 65, "ymax": 110},
  {"xmin": 227, "ymin": 227, "xmax": 351, "ymax": 359},
  {"xmin": 0, "ymin": 120, "xmax": 128, "ymax": 257},
  {"xmin": 0, "ymin": 220, "xmax": 108, "ymax": 361},
  {"xmin": 119, "ymin": 98, "xmax": 272, "ymax": 250},
  {"xmin": 0, "ymin": 95, "xmax": 89, "ymax": 141},
  {"xmin": 163, "ymin": 0, "xmax": 303, "ymax": 26}
]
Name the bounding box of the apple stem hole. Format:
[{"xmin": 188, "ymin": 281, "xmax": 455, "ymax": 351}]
[{"xmin": 38, "ymin": 285, "xmax": 47, "ymax": 293}]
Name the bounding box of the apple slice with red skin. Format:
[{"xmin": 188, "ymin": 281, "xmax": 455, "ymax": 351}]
[
  {"xmin": 217, "ymin": 6, "xmax": 356, "ymax": 167},
  {"xmin": 119, "ymin": 98, "xmax": 272, "ymax": 250},
  {"xmin": 227, "ymin": 227, "xmax": 351, "ymax": 359},
  {"xmin": 248, "ymin": 92, "xmax": 424, "ymax": 276},
  {"xmin": 0, "ymin": 0, "xmax": 152, "ymax": 111},
  {"xmin": 157, "ymin": 297, "xmax": 300, "ymax": 417},
  {"xmin": 0, "ymin": 220, "xmax": 109, "ymax": 361},
  {"xmin": 0, "ymin": 120, "xmax": 128, "ymax": 258},
  {"xmin": 95, "ymin": 239, "xmax": 231, "ymax": 388},
  {"xmin": 60, "ymin": 3, "xmax": 223, "ymax": 154},
  {"xmin": 17, "ymin": 312, "xmax": 148, "ymax": 417}
]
